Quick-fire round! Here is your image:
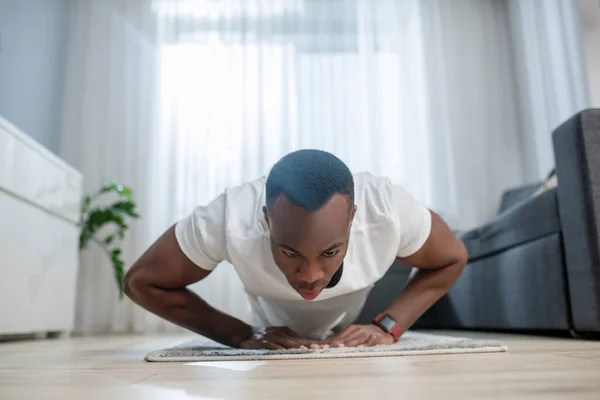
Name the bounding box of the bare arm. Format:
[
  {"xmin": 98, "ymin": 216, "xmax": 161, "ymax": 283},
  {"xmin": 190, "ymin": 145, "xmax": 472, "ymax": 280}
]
[
  {"xmin": 123, "ymin": 225, "xmax": 253, "ymax": 347},
  {"xmin": 320, "ymin": 210, "xmax": 467, "ymax": 348},
  {"xmin": 385, "ymin": 210, "xmax": 468, "ymax": 333}
]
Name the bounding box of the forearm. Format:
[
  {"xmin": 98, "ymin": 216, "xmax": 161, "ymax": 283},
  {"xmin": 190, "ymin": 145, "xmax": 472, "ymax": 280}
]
[
  {"xmin": 126, "ymin": 284, "xmax": 253, "ymax": 347},
  {"xmin": 384, "ymin": 261, "xmax": 465, "ymax": 333}
]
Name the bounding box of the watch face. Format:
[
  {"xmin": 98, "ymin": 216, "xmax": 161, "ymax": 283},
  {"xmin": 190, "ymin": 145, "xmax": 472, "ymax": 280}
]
[{"xmin": 379, "ymin": 315, "xmax": 397, "ymax": 332}]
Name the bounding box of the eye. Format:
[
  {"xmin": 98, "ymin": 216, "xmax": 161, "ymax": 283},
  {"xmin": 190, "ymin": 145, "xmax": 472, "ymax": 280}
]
[
  {"xmin": 322, "ymin": 250, "xmax": 340, "ymax": 258},
  {"xmin": 282, "ymin": 250, "xmax": 299, "ymax": 258}
]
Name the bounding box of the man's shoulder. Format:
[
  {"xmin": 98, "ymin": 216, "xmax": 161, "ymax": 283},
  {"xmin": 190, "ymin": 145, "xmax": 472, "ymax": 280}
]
[
  {"xmin": 353, "ymin": 171, "xmax": 395, "ymax": 191},
  {"xmin": 220, "ymin": 176, "xmax": 268, "ymax": 237},
  {"xmin": 352, "ymin": 172, "xmax": 398, "ymax": 224},
  {"xmin": 223, "ymin": 176, "xmax": 267, "ymax": 202}
]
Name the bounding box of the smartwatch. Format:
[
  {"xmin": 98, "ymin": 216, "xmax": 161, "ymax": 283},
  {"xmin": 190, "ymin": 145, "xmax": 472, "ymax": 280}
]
[{"xmin": 372, "ymin": 313, "xmax": 403, "ymax": 342}]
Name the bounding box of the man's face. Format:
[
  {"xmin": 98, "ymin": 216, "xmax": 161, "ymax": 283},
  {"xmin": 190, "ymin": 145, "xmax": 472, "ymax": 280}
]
[{"xmin": 264, "ymin": 194, "xmax": 356, "ymax": 301}]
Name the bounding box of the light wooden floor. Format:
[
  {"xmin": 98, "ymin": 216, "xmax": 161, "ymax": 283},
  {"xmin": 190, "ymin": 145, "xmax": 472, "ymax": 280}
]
[{"xmin": 1, "ymin": 331, "xmax": 600, "ymax": 399}]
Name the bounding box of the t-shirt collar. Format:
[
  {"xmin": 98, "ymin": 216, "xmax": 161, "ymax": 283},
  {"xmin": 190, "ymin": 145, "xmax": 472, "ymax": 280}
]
[{"xmin": 325, "ymin": 263, "xmax": 343, "ymax": 289}]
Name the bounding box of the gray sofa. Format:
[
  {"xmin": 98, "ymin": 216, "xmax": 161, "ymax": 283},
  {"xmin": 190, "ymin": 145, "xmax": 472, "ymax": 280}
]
[{"xmin": 358, "ymin": 109, "xmax": 600, "ymax": 337}]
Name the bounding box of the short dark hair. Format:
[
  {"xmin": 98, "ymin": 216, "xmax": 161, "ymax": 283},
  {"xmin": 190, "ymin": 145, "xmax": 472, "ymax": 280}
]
[{"xmin": 265, "ymin": 149, "xmax": 354, "ymax": 212}]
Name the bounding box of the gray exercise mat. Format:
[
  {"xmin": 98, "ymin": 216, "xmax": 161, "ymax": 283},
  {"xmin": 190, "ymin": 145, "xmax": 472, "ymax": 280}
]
[{"xmin": 145, "ymin": 331, "xmax": 508, "ymax": 362}]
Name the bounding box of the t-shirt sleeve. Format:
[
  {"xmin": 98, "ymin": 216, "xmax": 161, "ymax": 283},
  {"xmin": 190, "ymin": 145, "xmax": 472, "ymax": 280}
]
[
  {"xmin": 392, "ymin": 184, "xmax": 432, "ymax": 258},
  {"xmin": 174, "ymin": 193, "xmax": 229, "ymax": 270}
]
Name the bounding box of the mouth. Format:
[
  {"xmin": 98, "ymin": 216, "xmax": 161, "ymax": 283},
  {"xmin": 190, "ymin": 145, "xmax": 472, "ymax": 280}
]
[{"xmin": 297, "ymin": 289, "xmax": 321, "ymax": 301}]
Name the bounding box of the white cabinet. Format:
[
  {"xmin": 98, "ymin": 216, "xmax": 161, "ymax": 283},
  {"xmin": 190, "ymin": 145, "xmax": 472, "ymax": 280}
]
[{"xmin": 0, "ymin": 116, "xmax": 82, "ymax": 337}]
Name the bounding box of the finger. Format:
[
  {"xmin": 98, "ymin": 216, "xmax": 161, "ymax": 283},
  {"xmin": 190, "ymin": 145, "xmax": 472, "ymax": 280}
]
[
  {"xmin": 281, "ymin": 327, "xmax": 302, "ymax": 338},
  {"xmin": 288, "ymin": 336, "xmax": 315, "ymax": 347},
  {"xmin": 365, "ymin": 334, "xmax": 380, "ymax": 347},
  {"xmin": 275, "ymin": 332, "xmax": 314, "ymax": 348},
  {"xmin": 329, "ymin": 325, "xmax": 356, "ymax": 339},
  {"xmin": 273, "ymin": 330, "xmax": 316, "ymax": 348},
  {"xmin": 278, "ymin": 327, "xmax": 315, "ymax": 346},
  {"xmin": 336, "ymin": 330, "xmax": 365, "ymax": 344},
  {"xmin": 279, "ymin": 334, "xmax": 325, "ymax": 349},
  {"xmin": 339, "ymin": 325, "xmax": 360, "ymax": 338},
  {"xmin": 319, "ymin": 335, "xmax": 346, "ymax": 348},
  {"xmin": 263, "ymin": 341, "xmax": 285, "ymax": 350},
  {"xmin": 322, "ymin": 339, "xmax": 344, "ymax": 348},
  {"xmin": 321, "ymin": 326, "xmax": 359, "ymax": 344},
  {"xmin": 270, "ymin": 335, "xmax": 311, "ymax": 349},
  {"xmin": 343, "ymin": 333, "xmax": 370, "ymax": 348}
]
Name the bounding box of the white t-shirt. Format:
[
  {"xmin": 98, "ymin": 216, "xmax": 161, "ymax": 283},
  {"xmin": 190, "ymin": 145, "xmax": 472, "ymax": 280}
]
[{"xmin": 175, "ymin": 172, "xmax": 431, "ymax": 339}]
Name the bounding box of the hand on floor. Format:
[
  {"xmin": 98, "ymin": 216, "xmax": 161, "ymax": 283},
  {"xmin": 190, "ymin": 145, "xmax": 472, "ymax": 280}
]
[
  {"xmin": 238, "ymin": 326, "xmax": 321, "ymax": 350},
  {"xmin": 319, "ymin": 324, "xmax": 394, "ymax": 348}
]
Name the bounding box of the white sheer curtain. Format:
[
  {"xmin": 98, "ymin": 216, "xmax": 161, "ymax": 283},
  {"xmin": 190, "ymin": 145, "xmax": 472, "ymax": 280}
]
[
  {"xmin": 154, "ymin": 0, "xmax": 427, "ymax": 210},
  {"xmin": 60, "ymin": 0, "xmax": 162, "ymax": 333},
  {"xmin": 59, "ymin": 0, "xmax": 588, "ymax": 334},
  {"xmin": 506, "ymin": 0, "xmax": 590, "ymax": 182}
]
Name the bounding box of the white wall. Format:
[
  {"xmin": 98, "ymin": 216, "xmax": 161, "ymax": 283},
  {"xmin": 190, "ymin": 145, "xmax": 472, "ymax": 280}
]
[
  {"xmin": 579, "ymin": 0, "xmax": 600, "ymax": 107},
  {"xmin": 0, "ymin": 0, "xmax": 68, "ymax": 154}
]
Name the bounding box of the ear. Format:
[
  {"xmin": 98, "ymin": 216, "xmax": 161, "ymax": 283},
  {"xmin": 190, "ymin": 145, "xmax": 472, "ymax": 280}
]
[{"xmin": 262, "ymin": 206, "xmax": 270, "ymax": 227}]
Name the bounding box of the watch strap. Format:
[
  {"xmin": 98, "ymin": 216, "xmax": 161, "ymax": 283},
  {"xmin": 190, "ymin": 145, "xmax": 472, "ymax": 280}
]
[{"xmin": 373, "ymin": 313, "xmax": 403, "ymax": 342}]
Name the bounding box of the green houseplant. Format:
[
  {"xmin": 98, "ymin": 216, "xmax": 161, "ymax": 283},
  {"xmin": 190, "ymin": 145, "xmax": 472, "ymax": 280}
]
[{"xmin": 78, "ymin": 183, "xmax": 141, "ymax": 299}]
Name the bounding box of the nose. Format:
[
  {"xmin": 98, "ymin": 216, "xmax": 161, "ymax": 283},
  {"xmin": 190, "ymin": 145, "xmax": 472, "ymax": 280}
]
[{"xmin": 297, "ymin": 261, "xmax": 325, "ymax": 286}]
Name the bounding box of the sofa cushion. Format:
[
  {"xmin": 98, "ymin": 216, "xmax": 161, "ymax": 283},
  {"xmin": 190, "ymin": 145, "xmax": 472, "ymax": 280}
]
[
  {"xmin": 416, "ymin": 233, "xmax": 570, "ymax": 330},
  {"xmin": 460, "ymin": 188, "xmax": 560, "ymax": 261}
]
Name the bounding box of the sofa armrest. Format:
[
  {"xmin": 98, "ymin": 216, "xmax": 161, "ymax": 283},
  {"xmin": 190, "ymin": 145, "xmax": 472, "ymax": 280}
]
[
  {"xmin": 498, "ymin": 182, "xmax": 543, "ymax": 214},
  {"xmin": 460, "ymin": 189, "xmax": 560, "ymax": 261},
  {"xmin": 552, "ymin": 108, "xmax": 600, "ymax": 332}
]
